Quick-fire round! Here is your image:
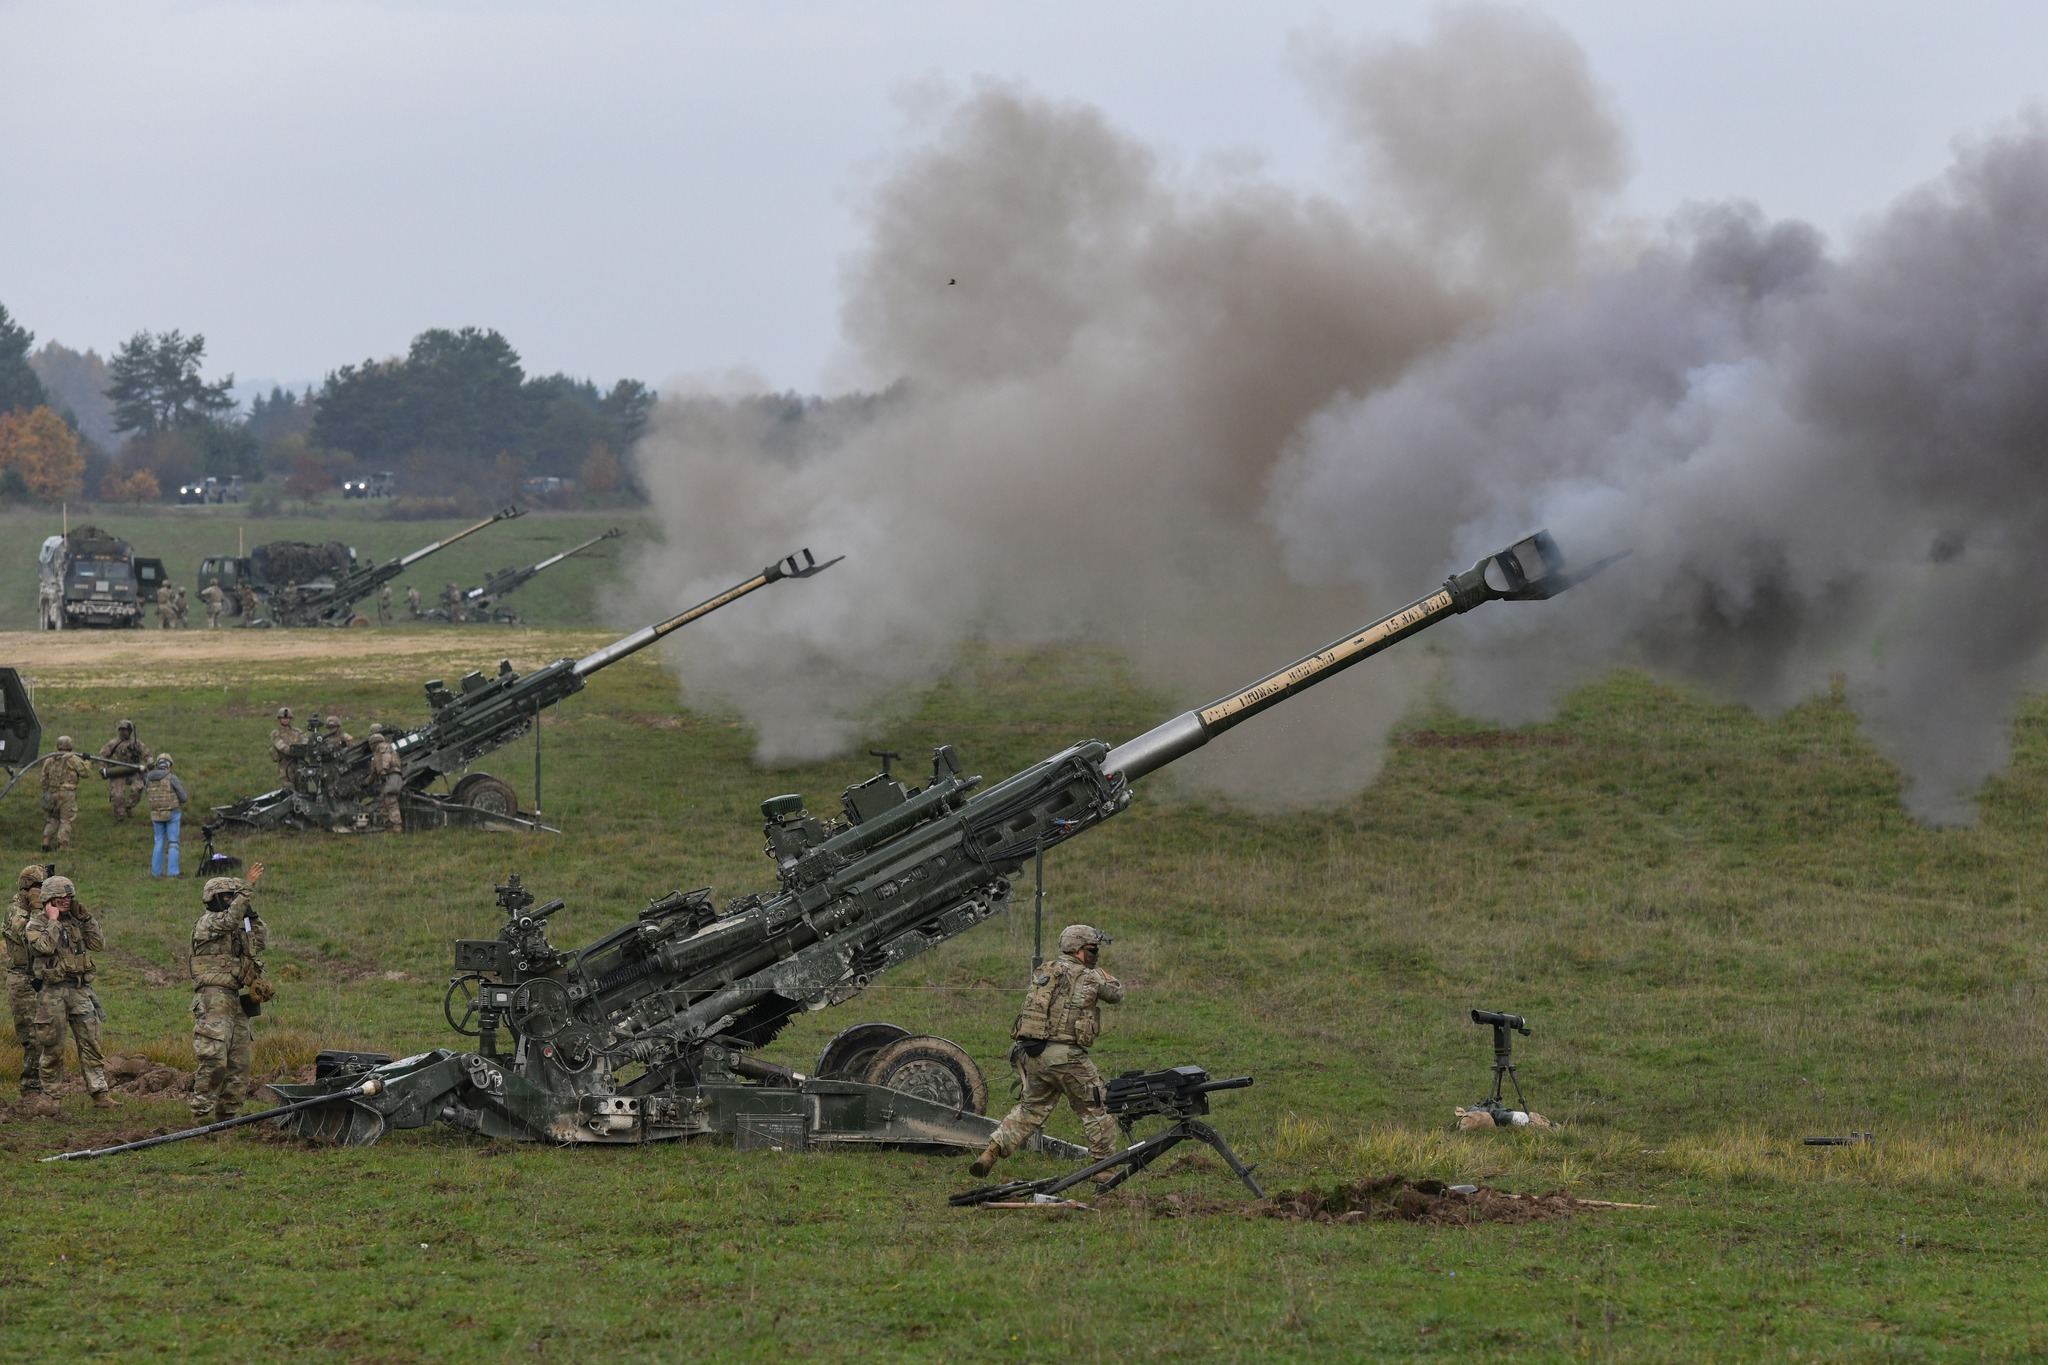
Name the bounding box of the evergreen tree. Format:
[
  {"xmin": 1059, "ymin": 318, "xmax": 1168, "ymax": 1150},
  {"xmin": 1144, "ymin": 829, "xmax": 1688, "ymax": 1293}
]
[
  {"xmin": 106, "ymin": 330, "xmax": 234, "ymax": 435},
  {"xmin": 0, "ymin": 304, "xmax": 50, "ymax": 416}
]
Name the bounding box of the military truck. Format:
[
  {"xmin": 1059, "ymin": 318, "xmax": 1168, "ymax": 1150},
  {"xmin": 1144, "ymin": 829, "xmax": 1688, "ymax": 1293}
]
[
  {"xmin": 38, "ymin": 527, "xmax": 167, "ymax": 630},
  {"xmin": 197, "ymin": 539, "xmax": 356, "ymax": 620}
]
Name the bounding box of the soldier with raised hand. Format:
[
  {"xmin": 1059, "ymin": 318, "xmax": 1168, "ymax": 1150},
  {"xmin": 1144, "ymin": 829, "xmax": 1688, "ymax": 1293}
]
[
  {"xmin": 4, "ymin": 865, "xmax": 48, "ymax": 1102},
  {"xmin": 189, "ymin": 863, "xmax": 270, "ymax": 1122},
  {"xmin": 269, "ymin": 708, "xmax": 297, "ymax": 790},
  {"xmin": 98, "ymin": 720, "xmax": 151, "ymax": 822},
  {"xmin": 200, "ymin": 577, "xmax": 225, "ymax": 629},
  {"xmin": 368, "ymin": 728, "xmax": 403, "ymax": 833},
  {"xmin": 970, "ymin": 924, "xmax": 1126, "ymax": 1180},
  {"xmin": 39, "ymin": 736, "xmax": 96, "ymax": 853},
  {"xmin": 27, "ymin": 875, "xmax": 115, "ymax": 1108}
]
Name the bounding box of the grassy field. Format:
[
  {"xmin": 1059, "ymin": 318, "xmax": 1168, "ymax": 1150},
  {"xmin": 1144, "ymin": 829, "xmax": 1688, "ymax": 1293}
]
[
  {"xmin": 0, "ymin": 503, "xmax": 649, "ymax": 632},
  {"xmin": 1, "ymin": 626, "xmax": 2046, "ymax": 1360}
]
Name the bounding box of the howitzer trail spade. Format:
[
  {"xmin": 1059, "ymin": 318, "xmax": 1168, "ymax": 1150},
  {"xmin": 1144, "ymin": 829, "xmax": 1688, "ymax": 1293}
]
[
  {"xmin": 138, "ymin": 532, "xmax": 1608, "ymax": 1161},
  {"xmin": 209, "ymin": 548, "xmax": 841, "ymax": 834}
]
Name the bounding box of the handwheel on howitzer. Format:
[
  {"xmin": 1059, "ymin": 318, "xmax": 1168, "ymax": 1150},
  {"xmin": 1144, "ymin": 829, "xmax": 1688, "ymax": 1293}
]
[
  {"xmin": 444, "ymin": 973, "xmax": 487, "ymax": 1037},
  {"xmin": 509, "ymin": 977, "xmax": 572, "ymax": 1040}
]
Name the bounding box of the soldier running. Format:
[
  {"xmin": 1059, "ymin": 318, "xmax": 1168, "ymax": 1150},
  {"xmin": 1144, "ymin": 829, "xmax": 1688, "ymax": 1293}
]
[
  {"xmin": 97, "ymin": 720, "xmax": 151, "ymax": 821},
  {"xmin": 4, "ymin": 865, "xmax": 47, "ymax": 1102},
  {"xmin": 971, "ymin": 924, "xmax": 1125, "ymax": 1180},
  {"xmin": 188, "ymin": 865, "xmax": 271, "ymax": 1121},
  {"xmin": 39, "ymin": 736, "xmax": 97, "ymax": 852},
  {"xmin": 200, "ymin": 577, "xmax": 225, "ymax": 628},
  {"xmin": 27, "ymin": 875, "xmax": 115, "ymax": 1107}
]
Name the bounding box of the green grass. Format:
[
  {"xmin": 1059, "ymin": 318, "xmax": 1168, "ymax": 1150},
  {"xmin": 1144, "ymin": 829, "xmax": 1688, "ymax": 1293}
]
[
  {"xmin": 3, "ymin": 638, "xmax": 2048, "ymax": 1360},
  {"xmin": 0, "ymin": 503, "xmax": 649, "ymax": 631}
]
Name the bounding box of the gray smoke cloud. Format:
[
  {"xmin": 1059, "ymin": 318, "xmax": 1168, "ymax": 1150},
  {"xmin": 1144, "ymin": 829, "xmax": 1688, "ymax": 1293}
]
[
  {"xmin": 623, "ymin": 5, "xmax": 1623, "ymax": 802},
  {"xmin": 1271, "ymin": 119, "xmax": 2048, "ymax": 823}
]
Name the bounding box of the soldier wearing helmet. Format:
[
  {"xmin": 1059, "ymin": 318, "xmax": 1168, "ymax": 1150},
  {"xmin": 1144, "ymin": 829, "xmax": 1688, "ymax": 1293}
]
[
  {"xmin": 269, "ymin": 708, "xmax": 298, "ymax": 790},
  {"xmin": 145, "ymin": 753, "xmax": 189, "ymax": 878},
  {"xmin": 200, "ymin": 576, "xmax": 225, "ymax": 628},
  {"xmin": 188, "ymin": 861, "xmax": 270, "ymax": 1122},
  {"xmin": 97, "ymin": 719, "xmax": 152, "ymax": 821},
  {"xmin": 971, "ymin": 924, "xmax": 1126, "ymax": 1180},
  {"xmin": 25, "ymin": 874, "xmax": 115, "ymax": 1107},
  {"xmin": 368, "ymin": 728, "xmax": 403, "ymax": 833},
  {"xmin": 38, "ymin": 736, "xmax": 98, "ymax": 853},
  {"xmin": 4, "ymin": 864, "xmax": 49, "ymax": 1101}
]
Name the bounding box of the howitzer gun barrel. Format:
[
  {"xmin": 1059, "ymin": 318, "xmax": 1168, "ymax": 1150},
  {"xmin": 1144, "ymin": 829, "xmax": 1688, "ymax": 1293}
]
[
  {"xmin": 572, "ymin": 548, "xmax": 842, "ymax": 678},
  {"xmin": 1104, "ymin": 531, "xmax": 1617, "ymax": 783},
  {"xmin": 473, "ymin": 528, "xmax": 621, "ymax": 601},
  {"xmin": 396, "ymin": 505, "xmax": 524, "ymax": 570},
  {"xmin": 527, "ymin": 527, "xmax": 619, "ymax": 577}
]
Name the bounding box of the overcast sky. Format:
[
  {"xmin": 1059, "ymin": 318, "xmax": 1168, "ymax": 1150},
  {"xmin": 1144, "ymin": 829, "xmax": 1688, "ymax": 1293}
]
[{"xmin": 5, "ymin": 1, "xmax": 2045, "ymax": 398}]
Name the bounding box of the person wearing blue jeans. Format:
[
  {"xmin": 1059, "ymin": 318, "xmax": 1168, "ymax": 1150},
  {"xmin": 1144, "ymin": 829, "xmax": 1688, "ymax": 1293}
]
[{"xmin": 144, "ymin": 754, "xmax": 189, "ymax": 878}]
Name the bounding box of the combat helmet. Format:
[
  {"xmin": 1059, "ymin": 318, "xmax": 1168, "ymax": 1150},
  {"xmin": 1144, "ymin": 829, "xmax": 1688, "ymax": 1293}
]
[
  {"xmin": 277, "ymin": 707, "xmax": 292, "ymax": 720},
  {"xmin": 155, "ymin": 753, "xmax": 173, "ymax": 768},
  {"xmin": 18, "ymin": 864, "xmax": 46, "ymax": 890},
  {"xmin": 117, "ymin": 719, "xmax": 134, "ymax": 734},
  {"xmin": 1058, "ymin": 924, "xmax": 1112, "ymax": 955},
  {"xmin": 203, "ymin": 876, "xmax": 246, "ymax": 902},
  {"xmin": 41, "ymin": 875, "xmax": 75, "ymax": 901},
  {"xmin": 55, "ymin": 735, "xmax": 73, "ymax": 751}
]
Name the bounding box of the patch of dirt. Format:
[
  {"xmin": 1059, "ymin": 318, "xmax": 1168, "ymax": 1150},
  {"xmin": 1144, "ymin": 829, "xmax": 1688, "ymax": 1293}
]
[
  {"xmin": 1403, "ymin": 730, "xmax": 1575, "ymax": 750},
  {"xmin": 1103, "ymin": 1176, "xmax": 1635, "ymax": 1226},
  {"xmin": 0, "ymin": 627, "xmax": 616, "ymax": 689},
  {"xmin": 616, "ymin": 712, "xmax": 685, "ymax": 730}
]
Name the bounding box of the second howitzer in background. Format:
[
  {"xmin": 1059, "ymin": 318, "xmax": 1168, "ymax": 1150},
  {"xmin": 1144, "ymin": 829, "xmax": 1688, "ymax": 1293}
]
[
  {"xmin": 252, "ymin": 533, "xmax": 1609, "ymax": 1155},
  {"xmin": 212, "ymin": 548, "xmax": 842, "ymax": 834},
  {"xmin": 429, "ymin": 528, "xmax": 622, "ymax": 625},
  {"xmin": 267, "ymin": 507, "xmax": 524, "ymax": 627}
]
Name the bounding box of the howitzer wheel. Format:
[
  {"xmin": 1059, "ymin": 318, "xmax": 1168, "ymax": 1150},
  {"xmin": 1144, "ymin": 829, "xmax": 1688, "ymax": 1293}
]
[
  {"xmin": 861, "ymin": 1035, "xmax": 989, "ymax": 1115},
  {"xmin": 452, "ymin": 773, "xmax": 518, "ymax": 817},
  {"xmin": 815, "ymin": 1022, "xmax": 911, "ymax": 1081}
]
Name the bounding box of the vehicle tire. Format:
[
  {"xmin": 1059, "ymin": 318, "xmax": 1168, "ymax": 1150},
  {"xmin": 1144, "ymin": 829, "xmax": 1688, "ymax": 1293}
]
[
  {"xmin": 453, "ymin": 774, "xmax": 518, "ymax": 816},
  {"xmin": 815, "ymin": 1021, "xmax": 911, "ymax": 1081},
  {"xmin": 860, "ymin": 1034, "xmax": 989, "ymax": 1115}
]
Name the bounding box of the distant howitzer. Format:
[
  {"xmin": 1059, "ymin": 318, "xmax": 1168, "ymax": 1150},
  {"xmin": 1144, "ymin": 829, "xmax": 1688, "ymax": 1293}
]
[
  {"xmin": 951, "ymin": 1066, "xmax": 1263, "ymax": 1205},
  {"xmin": 210, "ymin": 548, "xmax": 842, "ymax": 834},
  {"xmin": 269, "ymin": 506, "xmax": 524, "ymax": 627},
  {"xmin": 431, "ymin": 528, "xmax": 622, "ymax": 624},
  {"xmin": 234, "ymin": 531, "xmax": 1610, "ymax": 1159}
]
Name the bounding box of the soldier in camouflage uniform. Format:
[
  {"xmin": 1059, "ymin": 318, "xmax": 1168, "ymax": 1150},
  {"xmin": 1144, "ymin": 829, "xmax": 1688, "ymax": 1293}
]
[
  {"xmin": 39, "ymin": 736, "xmax": 97, "ymax": 852},
  {"xmin": 236, "ymin": 581, "xmax": 258, "ymax": 624},
  {"xmin": 378, "ymin": 582, "xmax": 393, "ymax": 624},
  {"xmin": 405, "ymin": 583, "xmax": 420, "ymax": 618},
  {"xmin": 971, "ymin": 924, "xmax": 1125, "ymax": 1179},
  {"xmin": 156, "ymin": 580, "xmax": 174, "ymax": 628},
  {"xmin": 368, "ymin": 728, "xmax": 403, "ymax": 832},
  {"xmin": 27, "ymin": 875, "xmax": 115, "ymax": 1106},
  {"xmin": 189, "ymin": 864, "xmax": 270, "ymax": 1120},
  {"xmin": 443, "ymin": 581, "xmax": 465, "ymax": 622},
  {"xmin": 173, "ymin": 583, "xmax": 189, "ymax": 628},
  {"xmin": 269, "ymin": 708, "xmax": 298, "ymax": 790},
  {"xmin": 200, "ymin": 577, "xmax": 226, "ymax": 628},
  {"xmin": 4, "ymin": 865, "xmax": 47, "ymax": 1098},
  {"xmin": 98, "ymin": 720, "xmax": 151, "ymax": 821}
]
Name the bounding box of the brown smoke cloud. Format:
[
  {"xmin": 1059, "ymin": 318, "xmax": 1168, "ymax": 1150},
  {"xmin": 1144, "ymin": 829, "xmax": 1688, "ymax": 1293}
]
[{"xmin": 621, "ymin": 5, "xmax": 1625, "ymax": 801}]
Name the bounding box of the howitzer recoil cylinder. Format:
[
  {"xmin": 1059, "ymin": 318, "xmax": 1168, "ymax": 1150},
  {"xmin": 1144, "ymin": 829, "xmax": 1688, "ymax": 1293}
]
[
  {"xmin": 572, "ymin": 548, "xmax": 843, "ymax": 677},
  {"xmin": 1104, "ymin": 531, "xmax": 1619, "ymax": 783}
]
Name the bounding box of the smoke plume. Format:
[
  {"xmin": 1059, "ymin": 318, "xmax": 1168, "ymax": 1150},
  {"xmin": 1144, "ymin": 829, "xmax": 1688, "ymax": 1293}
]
[{"xmin": 627, "ymin": 4, "xmax": 2048, "ymax": 822}]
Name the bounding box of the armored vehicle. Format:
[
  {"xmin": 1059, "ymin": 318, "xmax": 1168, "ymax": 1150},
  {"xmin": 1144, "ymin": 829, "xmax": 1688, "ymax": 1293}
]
[
  {"xmin": 211, "ymin": 547, "xmax": 840, "ymax": 834},
  {"xmin": 248, "ymin": 532, "xmax": 1607, "ymax": 1152},
  {"xmin": 37, "ymin": 527, "xmax": 166, "ymax": 630}
]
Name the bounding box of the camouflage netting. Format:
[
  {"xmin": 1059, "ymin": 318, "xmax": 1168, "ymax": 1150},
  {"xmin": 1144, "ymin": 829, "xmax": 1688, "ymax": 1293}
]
[{"xmin": 252, "ymin": 541, "xmax": 354, "ymax": 584}]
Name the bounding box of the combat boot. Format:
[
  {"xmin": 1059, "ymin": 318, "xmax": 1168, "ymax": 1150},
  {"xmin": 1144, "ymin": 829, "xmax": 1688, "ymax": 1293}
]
[
  {"xmin": 968, "ymin": 1140, "xmax": 1002, "ymax": 1178},
  {"xmin": 90, "ymin": 1090, "xmax": 119, "ymax": 1109}
]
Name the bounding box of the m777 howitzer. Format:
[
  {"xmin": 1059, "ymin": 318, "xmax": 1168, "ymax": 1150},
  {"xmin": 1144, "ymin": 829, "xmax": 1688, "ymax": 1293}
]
[
  {"xmin": 211, "ymin": 548, "xmax": 842, "ymax": 835},
  {"xmin": 269, "ymin": 506, "xmax": 524, "ymax": 627},
  {"xmin": 428, "ymin": 527, "xmax": 622, "ymax": 625},
  {"xmin": 153, "ymin": 530, "xmax": 1622, "ymax": 1164}
]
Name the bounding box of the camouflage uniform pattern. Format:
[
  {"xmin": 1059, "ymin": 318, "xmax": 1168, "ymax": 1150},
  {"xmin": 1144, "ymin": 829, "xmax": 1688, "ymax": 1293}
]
[
  {"xmin": 236, "ymin": 582, "xmax": 258, "ymax": 623},
  {"xmin": 98, "ymin": 730, "xmax": 151, "ymax": 820},
  {"xmin": 189, "ymin": 887, "xmax": 267, "ymax": 1118},
  {"xmin": 269, "ymin": 720, "xmax": 298, "ymax": 789},
  {"xmin": 369, "ymin": 736, "xmax": 403, "ymax": 832},
  {"xmin": 378, "ymin": 583, "xmax": 393, "ymax": 623},
  {"xmin": 200, "ymin": 581, "xmax": 225, "ymax": 628},
  {"xmin": 987, "ymin": 947, "xmax": 1126, "ymax": 1161},
  {"xmin": 173, "ymin": 584, "xmax": 188, "ymax": 627},
  {"xmin": 405, "ymin": 584, "xmax": 420, "ymax": 618},
  {"xmin": 27, "ymin": 897, "xmax": 109, "ymax": 1096},
  {"xmin": 4, "ymin": 869, "xmax": 46, "ymax": 1094},
  {"xmin": 156, "ymin": 581, "xmax": 174, "ymax": 628},
  {"xmin": 39, "ymin": 750, "xmax": 95, "ymax": 851}
]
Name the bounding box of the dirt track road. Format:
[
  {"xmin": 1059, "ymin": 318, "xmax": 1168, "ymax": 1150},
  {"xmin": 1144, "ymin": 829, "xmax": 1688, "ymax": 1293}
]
[{"xmin": 0, "ymin": 627, "xmax": 620, "ymax": 688}]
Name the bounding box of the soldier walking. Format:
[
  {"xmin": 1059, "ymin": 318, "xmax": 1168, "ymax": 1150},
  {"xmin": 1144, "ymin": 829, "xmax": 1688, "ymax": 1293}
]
[
  {"xmin": 970, "ymin": 924, "xmax": 1125, "ymax": 1180},
  {"xmin": 27, "ymin": 875, "xmax": 115, "ymax": 1107},
  {"xmin": 97, "ymin": 720, "xmax": 151, "ymax": 821},
  {"xmin": 189, "ymin": 865, "xmax": 271, "ymax": 1122},
  {"xmin": 200, "ymin": 577, "xmax": 225, "ymax": 628},
  {"xmin": 39, "ymin": 736, "xmax": 96, "ymax": 852},
  {"xmin": 443, "ymin": 581, "xmax": 465, "ymax": 623},
  {"xmin": 378, "ymin": 582, "xmax": 393, "ymax": 624},
  {"xmin": 144, "ymin": 754, "xmax": 188, "ymax": 878},
  {"xmin": 156, "ymin": 581, "xmax": 174, "ymax": 628},
  {"xmin": 405, "ymin": 583, "xmax": 420, "ymax": 618},
  {"xmin": 369, "ymin": 728, "xmax": 403, "ymax": 832},
  {"xmin": 269, "ymin": 708, "xmax": 298, "ymax": 790},
  {"xmin": 4, "ymin": 865, "xmax": 47, "ymax": 1102}
]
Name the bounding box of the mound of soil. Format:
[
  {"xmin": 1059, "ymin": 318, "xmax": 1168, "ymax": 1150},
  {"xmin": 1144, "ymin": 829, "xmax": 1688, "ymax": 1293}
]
[{"xmin": 1108, "ymin": 1176, "xmax": 1637, "ymax": 1225}]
